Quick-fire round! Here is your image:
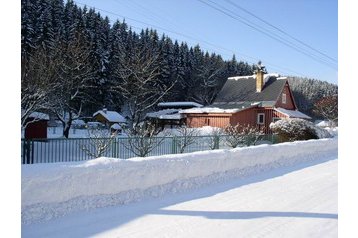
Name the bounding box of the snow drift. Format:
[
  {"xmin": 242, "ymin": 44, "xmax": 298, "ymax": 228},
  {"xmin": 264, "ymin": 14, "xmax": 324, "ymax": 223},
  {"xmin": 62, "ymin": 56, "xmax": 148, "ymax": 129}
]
[{"xmin": 22, "ymin": 138, "xmax": 338, "ymax": 224}]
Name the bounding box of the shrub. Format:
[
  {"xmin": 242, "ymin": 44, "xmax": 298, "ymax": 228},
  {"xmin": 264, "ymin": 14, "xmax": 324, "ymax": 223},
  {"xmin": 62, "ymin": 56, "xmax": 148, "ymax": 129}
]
[
  {"xmin": 173, "ymin": 126, "xmax": 199, "ymax": 153},
  {"xmin": 124, "ymin": 122, "xmax": 165, "ymax": 157},
  {"xmin": 224, "ymin": 124, "xmax": 264, "ymax": 148},
  {"xmin": 270, "ymin": 118, "xmax": 332, "ymax": 142}
]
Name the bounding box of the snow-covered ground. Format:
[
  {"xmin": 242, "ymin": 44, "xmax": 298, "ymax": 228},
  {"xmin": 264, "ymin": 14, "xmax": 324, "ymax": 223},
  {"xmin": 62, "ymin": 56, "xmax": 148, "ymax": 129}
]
[
  {"xmin": 22, "ymin": 137, "xmax": 337, "ymax": 228},
  {"xmin": 22, "ymin": 156, "xmax": 337, "ymax": 238}
]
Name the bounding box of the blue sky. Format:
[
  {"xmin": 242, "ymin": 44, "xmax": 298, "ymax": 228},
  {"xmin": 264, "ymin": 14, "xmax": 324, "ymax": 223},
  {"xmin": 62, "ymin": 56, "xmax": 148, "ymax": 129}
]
[{"xmin": 75, "ymin": 0, "xmax": 337, "ymax": 83}]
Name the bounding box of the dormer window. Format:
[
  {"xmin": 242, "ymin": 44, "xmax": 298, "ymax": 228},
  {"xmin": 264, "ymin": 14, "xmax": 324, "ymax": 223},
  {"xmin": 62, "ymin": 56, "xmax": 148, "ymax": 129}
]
[{"xmin": 282, "ymin": 93, "xmax": 287, "ymax": 104}]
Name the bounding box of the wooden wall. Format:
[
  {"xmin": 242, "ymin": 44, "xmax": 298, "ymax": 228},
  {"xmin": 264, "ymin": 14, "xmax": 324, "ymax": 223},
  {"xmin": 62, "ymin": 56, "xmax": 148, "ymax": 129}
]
[
  {"xmin": 184, "ymin": 107, "xmax": 289, "ymax": 134},
  {"xmin": 185, "ymin": 114, "xmax": 231, "ymax": 128},
  {"xmin": 275, "ymin": 83, "xmax": 296, "ymax": 110},
  {"xmin": 93, "ymin": 114, "xmax": 111, "ymax": 126}
]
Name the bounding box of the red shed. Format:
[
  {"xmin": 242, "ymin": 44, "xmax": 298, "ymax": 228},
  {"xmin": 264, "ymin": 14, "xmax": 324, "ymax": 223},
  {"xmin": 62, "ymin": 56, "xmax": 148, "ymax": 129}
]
[
  {"xmin": 181, "ymin": 62, "xmax": 311, "ymax": 134},
  {"xmin": 24, "ymin": 112, "xmax": 49, "ymax": 139}
]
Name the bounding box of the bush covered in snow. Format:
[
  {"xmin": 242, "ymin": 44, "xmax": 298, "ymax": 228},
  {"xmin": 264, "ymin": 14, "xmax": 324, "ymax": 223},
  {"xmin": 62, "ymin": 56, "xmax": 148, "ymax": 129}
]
[{"xmin": 270, "ymin": 118, "xmax": 332, "ymax": 142}]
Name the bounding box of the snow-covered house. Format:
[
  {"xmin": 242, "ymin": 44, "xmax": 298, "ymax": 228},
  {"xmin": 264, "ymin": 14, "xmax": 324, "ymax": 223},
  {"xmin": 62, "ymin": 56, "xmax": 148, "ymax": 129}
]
[
  {"xmin": 146, "ymin": 102, "xmax": 203, "ymax": 129},
  {"xmin": 93, "ymin": 109, "xmax": 126, "ymax": 127},
  {"xmin": 181, "ymin": 64, "xmax": 311, "ymax": 134}
]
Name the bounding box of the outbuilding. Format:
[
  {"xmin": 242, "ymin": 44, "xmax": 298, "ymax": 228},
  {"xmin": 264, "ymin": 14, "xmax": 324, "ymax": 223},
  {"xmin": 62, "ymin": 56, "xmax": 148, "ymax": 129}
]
[
  {"xmin": 24, "ymin": 112, "xmax": 49, "ymax": 139},
  {"xmin": 146, "ymin": 102, "xmax": 203, "ymax": 129},
  {"xmin": 93, "ymin": 108, "xmax": 126, "ymax": 127}
]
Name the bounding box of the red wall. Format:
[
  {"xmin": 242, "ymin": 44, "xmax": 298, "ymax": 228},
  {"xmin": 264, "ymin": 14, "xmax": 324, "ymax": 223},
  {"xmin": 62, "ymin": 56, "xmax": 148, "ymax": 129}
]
[
  {"xmin": 186, "ymin": 114, "xmax": 231, "ymax": 128},
  {"xmin": 230, "ymin": 109, "xmax": 256, "ymax": 127},
  {"xmin": 275, "ymin": 83, "xmax": 296, "ymax": 110},
  {"xmin": 25, "ymin": 120, "xmax": 48, "ymax": 139},
  {"xmin": 184, "ymin": 107, "xmax": 289, "ymax": 134}
]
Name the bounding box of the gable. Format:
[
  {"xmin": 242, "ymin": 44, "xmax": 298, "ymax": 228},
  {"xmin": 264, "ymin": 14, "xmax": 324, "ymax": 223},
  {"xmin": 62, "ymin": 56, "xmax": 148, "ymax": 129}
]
[{"xmin": 275, "ymin": 82, "xmax": 296, "ymax": 110}]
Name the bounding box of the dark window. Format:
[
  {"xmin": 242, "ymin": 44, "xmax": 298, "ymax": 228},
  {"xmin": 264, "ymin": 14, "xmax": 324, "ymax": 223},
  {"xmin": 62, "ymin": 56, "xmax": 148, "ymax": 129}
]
[{"xmin": 257, "ymin": 113, "xmax": 265, "ymax": 125}]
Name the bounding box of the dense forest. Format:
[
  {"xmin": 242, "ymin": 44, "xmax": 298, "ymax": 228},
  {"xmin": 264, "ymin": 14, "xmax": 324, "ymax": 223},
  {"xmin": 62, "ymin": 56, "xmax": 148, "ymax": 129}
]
[
  {"xmin": 21, "ymin": 0, "xmax": 337, "ymax": 135},
  {"xmin": 288, "ymin": 77, "xmax": 337, "ymax": 117}
]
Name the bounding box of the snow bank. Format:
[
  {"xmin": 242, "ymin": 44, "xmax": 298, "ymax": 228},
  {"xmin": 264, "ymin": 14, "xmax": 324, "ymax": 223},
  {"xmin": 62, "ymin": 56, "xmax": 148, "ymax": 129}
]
[
  {"xmin": 22, "ymin": 138, "xmax": 337, "ymax": 224},
  {"xmin": 160, "ymin": 126, "xmax": 222, "ymax": 136}
]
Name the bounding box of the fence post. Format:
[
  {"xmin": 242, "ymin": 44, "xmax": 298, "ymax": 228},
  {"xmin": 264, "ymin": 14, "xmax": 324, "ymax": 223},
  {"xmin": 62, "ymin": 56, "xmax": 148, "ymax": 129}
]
[
  {"xmin": 30, "ymin": 140, "xmax": 34, "ymax": 164},
  {"xmin": 22, "ymin": 140, "xmax": 26, "ymax": 164},
  {"xmin": 112, "ymin": 138, "xmax": 119, "ymax": 158},
  {"xmin": 215, "ymin": 136, "xmax": 220, "ymax": 149},
  {"xmin": 172, "ymin": 136, "xmax": 177, "ymax": 154},
  {"xmin": 23, "ymin": 139, "xmax": 32, "ymax": 164}
]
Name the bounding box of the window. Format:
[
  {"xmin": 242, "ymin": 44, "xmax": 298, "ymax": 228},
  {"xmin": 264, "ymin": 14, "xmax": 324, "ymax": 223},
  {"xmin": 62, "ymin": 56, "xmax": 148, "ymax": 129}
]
[
  {"xmin": 282, "ymin": 93, "xmax": 287, "ymax": 104},
  {"xmin": 257, "ymin": 113, "xmax": 265, "ymax": 125}
]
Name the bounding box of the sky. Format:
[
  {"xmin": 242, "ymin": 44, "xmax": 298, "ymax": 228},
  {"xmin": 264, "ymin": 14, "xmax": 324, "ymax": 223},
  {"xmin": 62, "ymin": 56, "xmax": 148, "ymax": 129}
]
[{"xmin": 75, "ymin": 0, "xmax": 337, "ymax": 84}]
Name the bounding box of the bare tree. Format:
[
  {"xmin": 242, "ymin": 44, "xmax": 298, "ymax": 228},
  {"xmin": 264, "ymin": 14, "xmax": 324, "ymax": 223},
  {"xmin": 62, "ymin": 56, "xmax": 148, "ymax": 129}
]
[
  {"xmin": 48, "ymin": 32, "xmax": 95, "ymax": 138},
  {"xmin": 123, "ymin": 122, "xmax": 165, "ymax": 157},
  {"xmin": 206, "ymin": 127, "xmax": 223, "ymax": 150},
  {"xmin": 21, "ymin": 47, "xmax": 62, "ymax": 127},
  {"xmin": 313, "ymin": 95, "xmax": 338, "ymax": 127},
  {"xmin": 80, "ymin": 128, "xmax": 117, "ymax": 158},
  {"xmin": 189, "ymin": 68, "xmax": 223, "ymax": 106},
  {"xmin": 111, "ymin": 45, "xmax": 176, "ymax": 131},
  {"xmin": 173, "ymin": 126, "xmax": 199, "ymax": 153}
]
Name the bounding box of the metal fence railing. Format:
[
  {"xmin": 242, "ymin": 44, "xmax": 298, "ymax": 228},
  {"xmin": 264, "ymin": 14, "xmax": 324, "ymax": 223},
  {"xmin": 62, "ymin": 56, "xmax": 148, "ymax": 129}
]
[{"xmin": 21, "ymin": 134, "xmax": 279, "ymax": 164}]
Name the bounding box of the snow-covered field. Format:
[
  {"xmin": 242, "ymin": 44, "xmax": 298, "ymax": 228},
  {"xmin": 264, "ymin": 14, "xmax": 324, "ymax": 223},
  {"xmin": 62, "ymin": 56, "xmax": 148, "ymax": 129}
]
[
  {"xmin": 22, "ymin": 137, "xmax": 337, "ymax": 235},
  {"xmin": 22, "ymin": 153, "xmax": 337, "ymax": 238}
]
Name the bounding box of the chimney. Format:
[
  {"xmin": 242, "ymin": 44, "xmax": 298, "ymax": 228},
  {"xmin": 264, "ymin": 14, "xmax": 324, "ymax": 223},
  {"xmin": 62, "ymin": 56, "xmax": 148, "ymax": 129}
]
[
  {"xmin": 255, "ymin": 61, "xmax": 267, "ymax": 92},
  {"xmin": 103, "ymin": 108, "xmax": 107, "ymax": 114}
]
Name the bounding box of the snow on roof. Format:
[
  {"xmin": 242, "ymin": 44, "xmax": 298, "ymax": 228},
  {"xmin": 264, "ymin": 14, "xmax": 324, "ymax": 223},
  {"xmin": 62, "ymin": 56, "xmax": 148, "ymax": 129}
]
[
  {"xmin": 228, "ymin": 73, "xmax": 280, "ymax": 84},
  {"xmin": 180, "ymin": 107, "xmax": 241, "ymax": 114},
  {"xmin": 275, "ymin": 107, "xmax": 311, "ymax": 119},
  {"xmin": 28, "ymin": 112, "xmax": 49, "ymax": 120},
  {"xmin": 181, "ymin": 102, "xmax": 260, "ymax": 114},
  {"xmin": 72, "ymin": 119, "xmax": 86, "ymax": 125},
  {"xmin": 146, "ymin": 109, "xmax": 184, "ymax": 120},
  {"xmin": 228, "ymin": 75, "xmax": 255, "ymax": 80},
  {"xmin": 263, "ymin": 73, "xmax": 280, "ymax": 84},
  {"xmin": 93, "ymin": 110, "xmax": 126, "ymax": 123},
  {"xmin": 111, "ymin": 123, "xmax": 122, "ymax": 130},
  {"xmin": 158, "ymin": 102, "xmax": 203, "ymax": 108},
  {"xmin": 160, "ymin": 113, "xmax": 183, "ymax": 120}
]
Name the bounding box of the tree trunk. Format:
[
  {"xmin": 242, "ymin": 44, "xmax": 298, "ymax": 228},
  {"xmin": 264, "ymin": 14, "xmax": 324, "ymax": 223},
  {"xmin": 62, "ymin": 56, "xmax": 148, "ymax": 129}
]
[{"xmin": 62, "ymin": 121, "xmax": 71, "ymax": 138}]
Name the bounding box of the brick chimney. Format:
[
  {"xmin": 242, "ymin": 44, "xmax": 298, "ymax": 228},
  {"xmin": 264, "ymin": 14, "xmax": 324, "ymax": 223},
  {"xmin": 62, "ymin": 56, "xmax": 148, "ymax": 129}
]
[{"xmin": 255, "ymin": 61, "xmax": 267, "ymax": 92}]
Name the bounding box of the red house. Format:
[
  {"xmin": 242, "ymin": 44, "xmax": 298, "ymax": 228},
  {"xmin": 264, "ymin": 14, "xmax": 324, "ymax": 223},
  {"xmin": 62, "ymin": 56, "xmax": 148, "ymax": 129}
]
[{"xmin": 181, "ymin": 63, "xmax": 310, "ymax": 133}]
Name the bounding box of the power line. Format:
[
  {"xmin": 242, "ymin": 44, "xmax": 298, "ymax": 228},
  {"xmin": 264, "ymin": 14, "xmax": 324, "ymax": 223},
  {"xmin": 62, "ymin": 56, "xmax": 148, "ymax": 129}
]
[
  {"xmin": 224, "ymin": 0, "xmax": 337, "ymax": 63},
  {"xmin": 201, "ymin": 0, "xmax": 337, "ymax": 69},
  {"xmin": 73, "ymin": 0, "xmax": 311, "ymax": 77},
  {"xmin": 197, "ymin": 0, "xmax": 337, "ymax": 70},
  {"xmin": 199, "ymin": 0, "xmax": 337, "ymax": 70}
]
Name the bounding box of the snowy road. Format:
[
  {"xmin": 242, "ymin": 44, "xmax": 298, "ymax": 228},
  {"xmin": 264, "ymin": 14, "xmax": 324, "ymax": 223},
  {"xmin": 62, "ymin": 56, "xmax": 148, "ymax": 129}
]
[{"xmin": 22, "ymin": 158, "xmax": 337, "ymax": 238}]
